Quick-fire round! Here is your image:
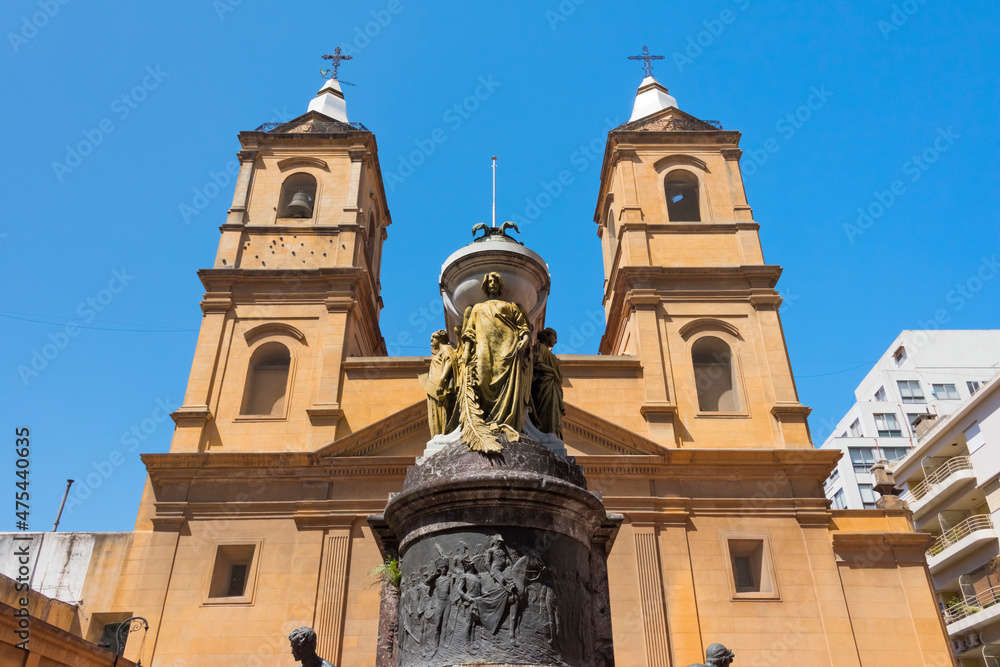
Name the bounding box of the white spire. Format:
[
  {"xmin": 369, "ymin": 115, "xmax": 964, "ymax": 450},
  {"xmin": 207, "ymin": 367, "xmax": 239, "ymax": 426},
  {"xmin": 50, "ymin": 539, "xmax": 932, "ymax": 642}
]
[
  {"xmin": 308, "ymin": 78, "xmax": 349, "ymax": 123},
  {"xmin": 629, "ymin": 76, "xmax": 677, "ymax": 122}
]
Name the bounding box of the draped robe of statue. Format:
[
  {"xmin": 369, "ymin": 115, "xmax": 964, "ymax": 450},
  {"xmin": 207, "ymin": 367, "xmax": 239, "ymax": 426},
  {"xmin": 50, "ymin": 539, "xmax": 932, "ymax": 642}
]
[
  {"xmin": 422, "ymin": 341, "xmax": 458, "ymax": 436},
  {"xmin": 530, "ymin": 341, "xmax": 564, "ymax": 439},
  {"xmin": 458, "ymin": 297, "xmax": 532, "ymax": 453}
]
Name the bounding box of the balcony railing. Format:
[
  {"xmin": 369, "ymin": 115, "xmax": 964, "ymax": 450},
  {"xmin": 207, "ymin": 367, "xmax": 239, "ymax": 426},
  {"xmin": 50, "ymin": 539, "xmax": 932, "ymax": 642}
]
[
  {"xmin": 900, "ymin": 456, "xmax": 973, "ymax": 503},
  {"xmin": 927, "ymin": 515, "xmax": 994, "ymax": 557},
  {"xmin": 944, "ymin": 585, "xmax": 1000, "ymax": 625}
]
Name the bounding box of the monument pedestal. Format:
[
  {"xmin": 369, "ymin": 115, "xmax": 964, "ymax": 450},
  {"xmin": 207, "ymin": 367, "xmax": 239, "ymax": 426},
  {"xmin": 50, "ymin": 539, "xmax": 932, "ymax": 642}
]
[{"xmin": 369, "ymin": 436, "xmax": 621, "ymax": 667}]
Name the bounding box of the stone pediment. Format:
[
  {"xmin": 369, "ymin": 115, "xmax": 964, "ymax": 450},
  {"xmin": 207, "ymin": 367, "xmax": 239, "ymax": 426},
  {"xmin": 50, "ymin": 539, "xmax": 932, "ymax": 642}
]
[
  {"xmin": 615, "ymin": 106, "xmax": 723, "ymax": 133},
  {"xmin": 317, "ymin": 401, "xmax": 666, "ymax": 458}
]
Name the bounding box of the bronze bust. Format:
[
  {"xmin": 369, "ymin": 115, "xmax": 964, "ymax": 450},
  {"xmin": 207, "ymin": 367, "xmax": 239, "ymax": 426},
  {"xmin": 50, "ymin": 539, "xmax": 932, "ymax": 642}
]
[{"xmin": 289, "ymin": 627, "xmax": 334, "ymax": 667}]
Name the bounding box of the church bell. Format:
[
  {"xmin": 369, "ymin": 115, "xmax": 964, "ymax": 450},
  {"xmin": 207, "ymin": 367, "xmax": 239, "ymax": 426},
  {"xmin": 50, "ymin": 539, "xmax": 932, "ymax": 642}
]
[{"xmin": 287, "ymin": 190, "xmax": 313, "ymax": 217}]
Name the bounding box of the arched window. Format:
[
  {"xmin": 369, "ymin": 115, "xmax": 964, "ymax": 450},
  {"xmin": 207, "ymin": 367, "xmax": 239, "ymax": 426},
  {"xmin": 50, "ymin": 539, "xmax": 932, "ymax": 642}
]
[
  {"xmin": 692, "ymin": 336, "xmax": 740, "ymax": 412},
  {"xmin": 277, "ymin": 173, "xmax": 317, "ymax": 219},
  {"xmin": 240, "ymin": 342, "xmax": 291, "ymax": 416},
  {"xmin": 665, "ymin": 169, "xmax": 700, "ymax": 222},
  {"xmin": 366, "ymin": 211, "xmax": 377, "ymax": 268},
  {"xmin": 606, "ymin": 202, "xmax": 616, "ymax": 239}
]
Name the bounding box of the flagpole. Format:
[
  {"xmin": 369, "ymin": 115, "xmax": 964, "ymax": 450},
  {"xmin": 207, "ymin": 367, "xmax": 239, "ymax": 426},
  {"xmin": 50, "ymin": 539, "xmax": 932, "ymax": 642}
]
[{"xmin": 491, "ymin": 156, "xmax": 497, "ymax": 228}]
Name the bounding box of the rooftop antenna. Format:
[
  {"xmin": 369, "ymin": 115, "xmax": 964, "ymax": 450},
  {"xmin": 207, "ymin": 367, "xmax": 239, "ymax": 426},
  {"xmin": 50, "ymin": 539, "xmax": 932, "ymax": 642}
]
[
  {"xmin": 492, "ymin": 156, "xmax": 497, "ymax": 227},
  {"xmin": 52, "ymin": 479, "xmax": 74, "ymax": 532}
]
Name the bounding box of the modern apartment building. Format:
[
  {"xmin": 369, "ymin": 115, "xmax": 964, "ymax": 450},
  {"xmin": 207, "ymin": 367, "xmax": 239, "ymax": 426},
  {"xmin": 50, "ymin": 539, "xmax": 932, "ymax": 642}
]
[
  {"xmin": 821, "ymin": 330, "xmax": 1000, "ymax": 511},
  {"xmin": 892, "ymin": 370, "xmax": 1000, "ymax": 665}
]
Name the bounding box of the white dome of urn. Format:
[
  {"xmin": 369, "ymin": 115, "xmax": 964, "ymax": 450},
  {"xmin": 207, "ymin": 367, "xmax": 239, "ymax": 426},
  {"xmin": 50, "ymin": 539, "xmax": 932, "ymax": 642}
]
[{"xmin": 439, "ymin": 229, "xmax": 551, "ymax": 342}]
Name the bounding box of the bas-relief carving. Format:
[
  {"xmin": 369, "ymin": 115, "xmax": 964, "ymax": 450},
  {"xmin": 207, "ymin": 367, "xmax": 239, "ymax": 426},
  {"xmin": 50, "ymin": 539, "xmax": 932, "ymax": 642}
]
[{"xmin": 399, "ymin": 529, "xmax": 593, "ymax": 667}]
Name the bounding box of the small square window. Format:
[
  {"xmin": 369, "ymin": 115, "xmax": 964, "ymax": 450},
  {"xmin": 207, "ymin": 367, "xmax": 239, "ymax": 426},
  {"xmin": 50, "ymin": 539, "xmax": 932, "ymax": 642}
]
[
  {"xmin": 874, "ymin": 413, "xmax": 902, "ymax": 437},
  {"xmin": 849, "ymin": 419, "xmax": 862, "ymax": 437},
  {"xmin": 722, "ymin": 534, "xmax": 778, "ymax": 600},
  {"xmin": 874, "ymin": 386, "xmax": 887, "ymax": 402},
  {"xmin": 850, "ymin": 447, "xmax": 876, "ymax": 473},
  {"xmin": 897, "ymin": 380, "xmax": 925, "ymax": 403},
  {"xmin": 832, "ymin": 489, "xmax": 847, "ymax": 509},
  {"xmin": 204, "ymin": 540, "xmax": 261, "ymax": 605},
  {"xmin": 893, "ymin": 346, "xmax": 907, "ymax": 365},
  {"xmin": 932, "ymin": 383, "xmax": 959, "ymax": 400},
  {"xmin": 859, "ymin": 484, "xmax": 877, "ymax": 510},
  {"xmin": 968, "ymin": 381, "xmax": 982, "ymax": 395}
]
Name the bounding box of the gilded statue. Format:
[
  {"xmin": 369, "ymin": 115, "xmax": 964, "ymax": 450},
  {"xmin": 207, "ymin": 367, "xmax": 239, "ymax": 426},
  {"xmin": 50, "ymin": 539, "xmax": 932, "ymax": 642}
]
[
  {"xmin": 530, "ymin": 327, "xmax": 565, "ymax": 439},
  {"xmin": 421, "ymin": 329, "xmax": 458, "ymax": 436},
  {"xmin": 288, "ymin": 627, "xmax": 335, "ymax": 667},
  {"xmin": 457, "ymin": 272, "xmax": 532, "ymax": 453}
]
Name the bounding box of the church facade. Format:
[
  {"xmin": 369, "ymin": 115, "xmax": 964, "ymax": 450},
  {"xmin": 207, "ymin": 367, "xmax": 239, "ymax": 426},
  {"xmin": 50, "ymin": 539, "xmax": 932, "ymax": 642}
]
[{"xmin": 64, "ymin": 70, "xmax": 956, "ymax": 666}]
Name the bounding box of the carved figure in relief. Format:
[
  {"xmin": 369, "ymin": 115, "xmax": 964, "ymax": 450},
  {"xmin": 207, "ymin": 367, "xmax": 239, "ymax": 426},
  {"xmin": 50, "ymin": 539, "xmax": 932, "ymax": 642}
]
[
  {"xmin": 686, "ymin": 642, "xmax": 736, "ymax": 667},
  {"xmin": 399, "ymin": 574, "xmax": 423, "ymax": 655},
  {"xmin": 399, "ymin": 533, "xmax": 577, "ymax": 661},
  {"xmin": 421, "ymin": 330, "xmax": 458, "ymax": 436},
  {"xmin": 288, "ymin": 627, "xmax": 335, "ymax": 667},
  {"xmin": 530, "ymin": 327, "xmax": 565, "ymax": 438},
  {"xmin": 457, "ymin": 273, "xmax": 533, "ymax": 453},
  {"xmin": 422, "ymin": 558, "xmax": 452, "ymax": 656},
  {"xmin": 454, "ymin": 557, "xmax": 483, "ymax": 647}
]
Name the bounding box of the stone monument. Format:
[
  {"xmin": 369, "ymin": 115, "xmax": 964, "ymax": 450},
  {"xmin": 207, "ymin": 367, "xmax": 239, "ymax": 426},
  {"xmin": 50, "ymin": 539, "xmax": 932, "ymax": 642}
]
[{"xmin": 369, "ymin": 227, "xmax": 621, "ymax": 667}]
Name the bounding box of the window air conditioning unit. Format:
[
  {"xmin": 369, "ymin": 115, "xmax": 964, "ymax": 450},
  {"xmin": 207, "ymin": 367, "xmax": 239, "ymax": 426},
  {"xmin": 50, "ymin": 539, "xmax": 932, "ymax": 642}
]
[
  {"xmin": 952, "ymin": 638, "xmax": 965, "ymax": 654},
  {"xmin": 964, "ymin": 633, "xmax": 982, "ymax": 650}
]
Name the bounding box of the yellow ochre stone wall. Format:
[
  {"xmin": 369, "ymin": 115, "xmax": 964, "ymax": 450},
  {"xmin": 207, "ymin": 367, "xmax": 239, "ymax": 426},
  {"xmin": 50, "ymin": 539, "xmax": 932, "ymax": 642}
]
[{"xmin": 74, "ymin": 106, "xmax": 958, "ymax": 667}]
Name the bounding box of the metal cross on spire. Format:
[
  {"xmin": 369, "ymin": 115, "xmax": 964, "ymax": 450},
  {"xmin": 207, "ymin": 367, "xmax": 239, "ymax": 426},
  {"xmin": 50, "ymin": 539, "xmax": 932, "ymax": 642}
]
[
  {"xmin": 628, "ymin": 45, "xmax": 664, "ymax": 78},
  {"xmin": 321, "ymin": 47, "xmax": 352, "ymax": 81}
]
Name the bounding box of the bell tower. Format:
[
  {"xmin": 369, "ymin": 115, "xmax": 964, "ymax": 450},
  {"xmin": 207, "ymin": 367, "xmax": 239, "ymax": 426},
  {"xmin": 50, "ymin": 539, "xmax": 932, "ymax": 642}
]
[
  {"xmin": 594, "ymin": 72, "xmax": 811, "ymax": 449},
  {"xmin": 169, "ymin": 74, "xmax": 391, "ymax": 452}
]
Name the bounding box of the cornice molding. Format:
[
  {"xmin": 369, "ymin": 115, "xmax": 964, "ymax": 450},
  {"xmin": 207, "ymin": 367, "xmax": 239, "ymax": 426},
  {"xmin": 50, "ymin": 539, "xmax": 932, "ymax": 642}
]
[
  {"xmin": 244, "ymin": 322, "xmax": 307, "ymax": 345},
  {"xmin": 170, "ymin": 406, "xmax": 212, "ymax": 426},
  {"xmin": 277, "ymin": 156, "xmax": 330, "ymax": 172},
  {"xmin": 653, "ymin": 154, "xmax": 710, "ymax": 173},
  {"xmin": 678, "ymin": 318, "xmax": 743, "ymax": 341}
]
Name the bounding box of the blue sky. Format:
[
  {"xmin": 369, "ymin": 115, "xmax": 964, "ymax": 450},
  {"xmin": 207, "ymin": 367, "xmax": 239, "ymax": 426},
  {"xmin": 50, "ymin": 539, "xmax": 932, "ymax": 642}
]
[{"xmin": 2, "ymin": 1, "xmax": 997, "ymax": 532}]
